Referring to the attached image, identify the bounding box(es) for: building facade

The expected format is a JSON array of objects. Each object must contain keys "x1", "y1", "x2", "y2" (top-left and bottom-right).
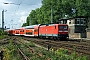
[{"x1": 59, "y1": 16, "x2": 86, "y2": 38}]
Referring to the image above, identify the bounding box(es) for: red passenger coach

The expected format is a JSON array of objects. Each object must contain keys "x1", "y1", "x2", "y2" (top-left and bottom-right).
[
  {"x1": 24, "y1": 25, "x2": 40, "y2": 37},
  {"x1": 39, "y1": 24, "x2": 69, "y2": 39},
  {"x1": 20, "y1": 28, "x2": 25, "y2": 36},
  {"x1": 14, "y1": 29, "x2": 20, "y2": 35},
  {"x1": 24, "y1": 25, "x2": 36, "y2": 37},
  {"x1": 34, "y1": 25, "x2": 40, "y2": 37},
  {"x1": 8, "y1": 30, "x2": 15, "y2": 35}
]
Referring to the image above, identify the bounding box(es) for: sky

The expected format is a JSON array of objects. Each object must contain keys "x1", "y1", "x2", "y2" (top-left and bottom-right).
[{"x1": 0, "y1": 0, "x2": 42, "y2": 29}]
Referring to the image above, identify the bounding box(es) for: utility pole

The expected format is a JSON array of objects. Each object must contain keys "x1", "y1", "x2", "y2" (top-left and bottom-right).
[
  {"x1": 11, "y1": 20, "x2": 13, "y2": 29},
  {"x1": 2, "y1": 10, "x2": 4, "y2": 33},
  {"x1": 51, "y1": 5, "x2": 53, "y2": 23},
  {"x1": 29, "y1": 18, "x2": 32, "y2": 25}
]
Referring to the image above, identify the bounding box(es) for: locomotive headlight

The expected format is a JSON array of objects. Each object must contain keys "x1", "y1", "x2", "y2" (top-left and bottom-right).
[
  {"x1": 59, "y1": 30, "x2": 62, "y2": 32},
  {"x1": 64, "y1": 30, "x2": 68, "y2": 32}
]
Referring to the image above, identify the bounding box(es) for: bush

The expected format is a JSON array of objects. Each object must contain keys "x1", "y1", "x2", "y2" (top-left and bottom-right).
[
  {"x1": 0, "y1": 29, "x2": 2, "y2": 35},
  {"x1": 0, "y1": 29, "x2": 8, "y2": 35},
  {"x1": 3, "y1": 31, "x2": 8, "y2": 35}
]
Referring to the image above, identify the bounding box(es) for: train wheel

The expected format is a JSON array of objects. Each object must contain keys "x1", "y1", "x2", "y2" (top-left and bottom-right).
[
  {"x1": 39, "y1": 36, "x2": 42, "y2": 39},
  {"x1": 57, "y1": 38, "x2": 60, "y2": 41},
  {"x1": 43, "y1": 36, "x2": 46, "y2": 39},
  {"x1": 59, "y1": 37, "x2": 62, "y2": 40},
  {"x1": 50, "y1": 37, "x2": 53, "y2": 40},
  {"x1": 53, "y1": 37, "x2": 56, "y2": 41},
  {"x1": 61, "y1": 37, "x2": 67, "y2": 41}
]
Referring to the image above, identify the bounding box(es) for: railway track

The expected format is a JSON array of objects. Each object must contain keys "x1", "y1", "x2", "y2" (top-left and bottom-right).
[
  {"x1": 0, "y1": 37, "x2": 11, "y2": 45},
  {"x1": 9, "y1": 36, "x2": 90, "y2": 56},
  {"x1": 1, "y1": 36, "x2": 90, "y2": 59},
  {"x1": 14, "y1": 42, "x2": 30, "y2": 60},
  {"x1": 12, "y1": 38, "x2": 32, "y2": 60},
  {"x1": 1, "y1": 36, "x2": 31, "y2": 60},
  {"x1": 22, "y1": 37, "x2": 90, "y2": 58}
]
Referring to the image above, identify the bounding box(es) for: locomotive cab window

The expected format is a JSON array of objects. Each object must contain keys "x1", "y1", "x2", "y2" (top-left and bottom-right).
[
  {"x1": 59, "y1": 26, "x2": 68, "y2": 29},
  {"x1": 63, "y1": 26, "x2": 67, "y2": 29},
  {"x1": 59, "y1": 26, "x2": 63, "y2": 29}
]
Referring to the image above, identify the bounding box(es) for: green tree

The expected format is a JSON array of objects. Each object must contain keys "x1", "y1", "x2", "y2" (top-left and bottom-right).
[
  {"x1": 22, "y1": 0, "x2": 90, "y2": 27},
  {"x1": 22, "y1": 23, "x2": 28, "y2": 27}
]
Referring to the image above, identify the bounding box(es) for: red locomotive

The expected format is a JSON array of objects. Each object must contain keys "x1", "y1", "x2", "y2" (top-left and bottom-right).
[
  {"x1": 8, "y1": 24, "x2": 69, "y2": 40},
  {"x1": 39, "y1": 24, "x2": 68, "y2": 39}
]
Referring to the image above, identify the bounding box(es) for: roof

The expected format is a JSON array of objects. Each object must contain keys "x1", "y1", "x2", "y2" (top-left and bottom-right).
[
  {"x1": 24, "y1": 25, "x2": 39, "y2": 29},
  {"x1": 59, "y1": 16, "x2": 86, "y2": 21},
  {"x1": 74, "y1": 16, "x2": 86, "y2": 18},
  {"x1": 86, "y1": 28, "x2": 90, "y2": 32}
]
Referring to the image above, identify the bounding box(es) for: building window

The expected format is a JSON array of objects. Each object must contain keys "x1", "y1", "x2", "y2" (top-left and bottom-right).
[
  {"x1": 63, "y1": 21, "x2": 67, "y2": 24},
  {"x1": 76, "y1": 18, "x2": 80, "y2": 24},
  {"x1": 81, "y1": 18, "x2": 85, "y2": 24},
  {"x1": 81, "y1": 20, "x2": 83, "y2": 24}
]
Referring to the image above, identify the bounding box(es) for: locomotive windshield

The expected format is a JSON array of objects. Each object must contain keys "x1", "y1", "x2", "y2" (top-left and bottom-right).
[{"x1": 59, "y1": 26, "x2": 68, "y2": 29}]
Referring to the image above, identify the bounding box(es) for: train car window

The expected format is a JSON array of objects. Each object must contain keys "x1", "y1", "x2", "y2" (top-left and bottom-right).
[
  {"x1": 22, "y1": 30, "x2": 24, "y2": 32},
  {"x1": 16, "y1": 32, "x2": 19, "y2": 34},
  {"x1": 26, "y1": 32, "x2": 33, "y2": 35},
  {"x1": 63, "y1": 26, "x2": 67, "y2": 29},
  {"x1": 20, "y1": 30, "x2": 24, "y2": 32},
  {"x1": 35, "y1": 29, "x2": 38, "y2": 32}
]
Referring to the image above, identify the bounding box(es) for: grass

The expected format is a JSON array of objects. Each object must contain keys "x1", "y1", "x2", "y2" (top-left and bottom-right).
[
  {"x1": 0, "y1": 35, "x2": 4, "y2": 39},
  {"x1": 3, "y1": 40, "x2": 19, "y2": 60},
  {"x1": 28, "y1": 42, "x2": 35, "y2": 47},
  {"x1": 2, "y1": 38, "x2": 88, "y2": 60},
  {"x1": 0, "y1": 35, "x2": 8, "y2": 39}
]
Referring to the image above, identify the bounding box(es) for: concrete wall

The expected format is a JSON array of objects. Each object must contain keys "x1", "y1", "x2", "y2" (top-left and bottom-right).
[
  {"x1": 87, "y1": 32, "x2": 90, "y2": 38},
  {"x1": 86, "y1": 28, "x2": 90, "y2": 38},
  {"x1": 69, "y1": 33, "x2": 81, "y2": 38}
]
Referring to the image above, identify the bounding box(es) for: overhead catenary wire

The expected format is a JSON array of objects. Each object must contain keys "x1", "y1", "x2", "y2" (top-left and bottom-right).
[
  {"x1": 10, "y1": 0, "x2": 41, "y2": 28},
  {"x1": 0, "y1": 0, "x2": 42, "y2": 29},
  {"x1": 10, "y1": 0, "x2": 24, "y2": 29},
  {"x1": 11, "y1": 0, "x2": 25, "y2": 20}
]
